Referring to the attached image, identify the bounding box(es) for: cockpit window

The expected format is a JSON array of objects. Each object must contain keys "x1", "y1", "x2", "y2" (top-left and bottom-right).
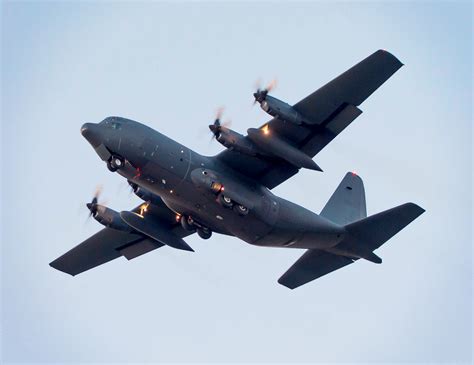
[
  {"x1": 111, "y1": 122, "x2": 121, "y2": 130},
  {"x1": 101, "y1": 118, "x2": 122, "y2": 130},
  {"x1": 101, "y1": 117, "x2": 128, "y2": 129}
]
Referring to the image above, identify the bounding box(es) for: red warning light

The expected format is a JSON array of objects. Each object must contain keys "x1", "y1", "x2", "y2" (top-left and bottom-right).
[{"x1": 134, "y1": 167, "x2": 142, "y2": 179}]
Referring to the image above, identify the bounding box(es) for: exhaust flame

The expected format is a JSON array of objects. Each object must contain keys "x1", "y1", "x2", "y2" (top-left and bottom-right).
[{"x1": 139, "y1": 202, "x2": 150, "y2": 216}]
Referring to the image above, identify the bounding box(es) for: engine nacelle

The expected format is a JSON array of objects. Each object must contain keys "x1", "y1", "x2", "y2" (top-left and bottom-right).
[
  {"x1": 215, "y1": 128, "x2": 257, "y2": 156},
  {"x1": 259, "y1": 95, "x2": 307, "y2": 125},
  {"x1": 129, "y1": 181, "x2": 162, "y2": 205},
  {"x1": 92, "y1": 205, "x2": 133, "y2": 232},
  {"x1": 247, "y1": 127, "x2": 323, "y2": 172}
]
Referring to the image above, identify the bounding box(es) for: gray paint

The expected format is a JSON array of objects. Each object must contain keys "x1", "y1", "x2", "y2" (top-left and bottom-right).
[
  {"x1": 50, "y1": 50, "x2": 424, "y2": 289},
  {"x1": 3, "y1": 2, "x2": 471, "y2": 362}
]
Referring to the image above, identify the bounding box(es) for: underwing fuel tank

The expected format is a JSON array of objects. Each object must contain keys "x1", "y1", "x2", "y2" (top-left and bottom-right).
[
  {"x1": 247, "y1": 128, "x2": 322, "y2": 171},
  {"x1": 128, "y1": 181, "x2": 162, "y2": 205},
  {"x1": 215, "y1": 128, "x2": 257, "y2": 156},
  {"x1": 120, "y1": 211, "x2": 194, "y2": 252}
]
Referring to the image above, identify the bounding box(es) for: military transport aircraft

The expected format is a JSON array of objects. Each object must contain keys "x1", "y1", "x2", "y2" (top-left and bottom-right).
[{"x1": 50, "y1": 50, "x2": 424, "y2": 289}]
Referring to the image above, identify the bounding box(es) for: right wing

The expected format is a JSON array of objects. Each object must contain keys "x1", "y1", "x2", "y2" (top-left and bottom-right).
[
  {"x1": 217, "y1": 50, "x2": 403, "y2": 189},
  {"x1": 50, "y1": 199, "x2": 193, "y2": 276},
  {"x1": 278, "y1": 250, "x2": 355, "y2": 289}
]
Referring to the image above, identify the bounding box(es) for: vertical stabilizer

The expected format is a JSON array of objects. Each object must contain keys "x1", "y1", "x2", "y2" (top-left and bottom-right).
[{"x1": 320, "y1": 172, "x2": 366, "y2": 225}]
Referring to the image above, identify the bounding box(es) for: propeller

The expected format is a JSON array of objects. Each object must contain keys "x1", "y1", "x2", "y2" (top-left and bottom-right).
[
  {"x1": 209, "y1": 107, "x2": 231, "y2": 141},
  {"x1": 253, "y1": 78, "x2": 277, "y2": 105},
  {"x1": 86, "y1": 185, "x2": 103, "y2": 218}
]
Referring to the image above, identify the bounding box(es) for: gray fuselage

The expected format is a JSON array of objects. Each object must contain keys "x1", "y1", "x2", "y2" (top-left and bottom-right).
[{"x1": 81, "y1": 116, "x2": 345, "y2": 249}]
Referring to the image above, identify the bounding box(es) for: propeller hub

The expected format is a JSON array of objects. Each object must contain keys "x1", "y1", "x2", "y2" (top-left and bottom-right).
[
  {"x1": 87, "y1": 186, "x2": 102, "y2": 218},
  {"x1": 253, "y1": 89, "x2": 268, "y2": 103},
  {"x1": 86, "y1": 202, "x2": 97, "y2": 217},
  {"x1": 209, "y1": 108, "x2": 231, "y2": 142},
  {"x1": 209, "y1": 125, "x2": 220, "y2": 140}
]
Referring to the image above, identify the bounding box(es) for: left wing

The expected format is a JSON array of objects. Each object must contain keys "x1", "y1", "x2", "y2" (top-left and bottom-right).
[
  {"x1": 50, "y1": 200, "x2": 192, "y2": 276},
  {"x1": 216, "y1": 50, "x2": 403, "y2": 189}
]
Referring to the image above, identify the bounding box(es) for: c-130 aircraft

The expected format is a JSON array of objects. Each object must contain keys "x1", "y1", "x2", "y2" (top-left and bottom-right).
[{"x1": 50, "y1": 50, "x2": 424, "y2": 289}]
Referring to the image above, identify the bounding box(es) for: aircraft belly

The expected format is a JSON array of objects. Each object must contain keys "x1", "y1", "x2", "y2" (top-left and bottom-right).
[
  {"x1": 252, "y1": 198, "x2": 345, "y2": 249},
  {"x1": 161, "y1": 191, "x2": 274, "y2": 240},
  {"x1": 120, "y1": 141, "x2": 289, "y2": 243}
]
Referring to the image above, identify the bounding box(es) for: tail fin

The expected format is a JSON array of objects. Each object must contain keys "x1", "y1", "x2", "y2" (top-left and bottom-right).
[
  {"x1": 331, "y1": 203, "x2": 425, "y2": 263},
  {"x1": 320, "y1": 172, "x2": 366, "y2": 225}
]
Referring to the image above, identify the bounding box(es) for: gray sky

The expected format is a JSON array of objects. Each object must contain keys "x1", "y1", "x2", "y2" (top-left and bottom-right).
[{"x1": 1, "y1": 1, "x2": 472, "y2": 363}]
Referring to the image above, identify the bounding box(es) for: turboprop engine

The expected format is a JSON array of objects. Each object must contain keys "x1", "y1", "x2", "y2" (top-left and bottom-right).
[
  {"x1": 87, "y1": 202, "x2": 132, "y2": 232},
  {"x1": 253, "y1": 80, "x2": 309, "y2": 125},
  {"x1": 258, "y1": 95, "x2": 307, "y2": 125},
  {"x1": 208, "y1": 111, "x2": 257, "y2": 156},
  {"x1": 128, "y1": 181, "x2": 162, "y2": 205}
]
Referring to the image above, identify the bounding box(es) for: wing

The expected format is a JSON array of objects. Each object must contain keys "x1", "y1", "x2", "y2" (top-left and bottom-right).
[
  {"x1": 216, "y1": 50, "x2": 403, "y2": 189},
  {"x1": 278, "y1": 249, "x2": 355, "y2": 289},
  {"x1": 50, "y1": 198, "x2": 192, "y2": 276}
]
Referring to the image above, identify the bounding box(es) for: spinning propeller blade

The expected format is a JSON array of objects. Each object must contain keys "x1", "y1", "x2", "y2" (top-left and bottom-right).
[
  {"x1": 86, "y1": 185, "x2": 103, "y2": 218},
  {"x1": 209, "y1": 107, "x2": 232, "y2": 142},
  {"x1": 253, "y1": 78, "x2": 277, "y2": 105}
]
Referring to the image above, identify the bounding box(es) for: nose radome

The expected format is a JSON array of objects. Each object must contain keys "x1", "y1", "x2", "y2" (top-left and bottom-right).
[
  {"x1": 81, "y1": 123, "x2": 102, "y2": 147},
  {"x1": 81, "y1": 123, "x2": 91, "y2": 136}
]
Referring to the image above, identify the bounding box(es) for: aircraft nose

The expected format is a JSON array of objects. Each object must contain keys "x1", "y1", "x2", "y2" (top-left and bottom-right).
[{"x1": 81, "y1": 123, "x2": 102, "y2": 147}]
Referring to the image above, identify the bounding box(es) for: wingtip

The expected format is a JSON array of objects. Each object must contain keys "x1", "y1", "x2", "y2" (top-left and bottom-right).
[
  {"x1": 49, "y1": 260, "x2": 75, "y2": 276},
  {"x1": 406, "y1": 202, "x2": 426, "y2": 216},
  {"x1": 49, "y1": 259, "x2": 60, "y2": 270},
  {"x1": 377, "y1": 49, "x2": 403, "y2": 69},
  {"x1": 277, "y1": 277, "x2": 296, "y2": 290}
]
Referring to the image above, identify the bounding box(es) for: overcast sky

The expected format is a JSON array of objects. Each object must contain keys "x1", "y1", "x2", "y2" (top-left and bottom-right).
[{"x1": 1, "y1": 1, "x2": 472, "y2": 363}]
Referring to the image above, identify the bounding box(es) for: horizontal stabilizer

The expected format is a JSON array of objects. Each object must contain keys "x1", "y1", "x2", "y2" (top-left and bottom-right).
[
  {"x1": 278, "y1": 250, "x2": 354, "y2": 289},
  {"x1": 120, "y1": 211, "x2": 194, "y2": 252},
  {"x1": 344, "y1": 202, "x2": 425, "y2": 252},
  {"x1": 278, "y1": 202, "x2": 424, "y2": 289}
]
